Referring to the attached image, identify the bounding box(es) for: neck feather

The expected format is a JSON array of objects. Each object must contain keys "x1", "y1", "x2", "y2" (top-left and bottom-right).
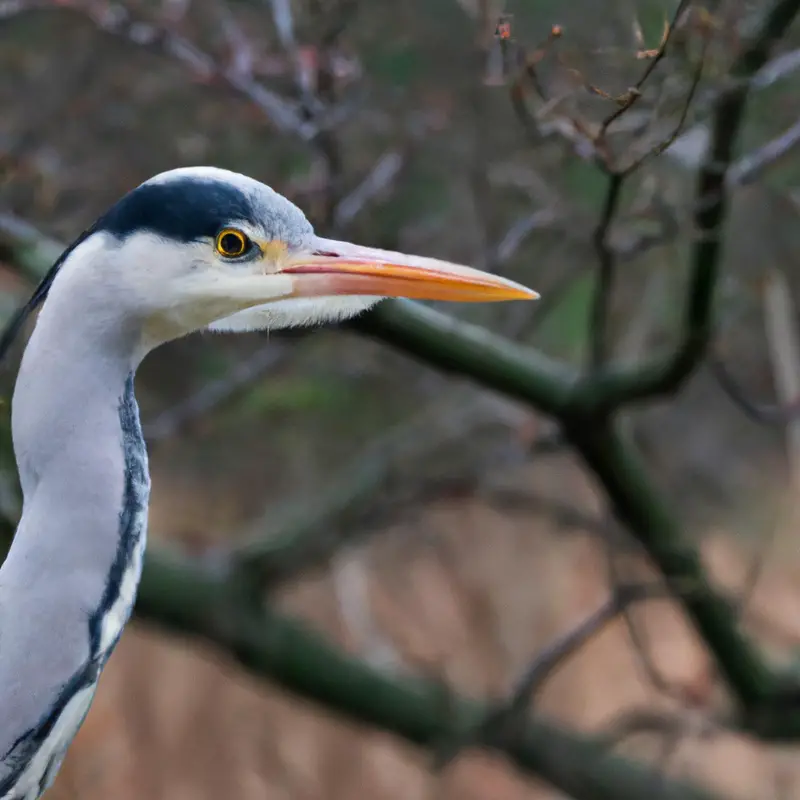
[{"x1": 0, "y1": 289, "x2": 150, "y2": 794}]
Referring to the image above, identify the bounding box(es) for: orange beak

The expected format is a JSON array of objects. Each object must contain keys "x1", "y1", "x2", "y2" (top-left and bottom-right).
[{"x1": 280, "y1": 237, "x2": 539, "y2": 303}]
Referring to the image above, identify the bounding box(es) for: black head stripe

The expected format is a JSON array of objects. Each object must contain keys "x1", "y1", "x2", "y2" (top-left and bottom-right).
[{"x1": 95, "y1": 178, "x2": 259, "y2": 243}]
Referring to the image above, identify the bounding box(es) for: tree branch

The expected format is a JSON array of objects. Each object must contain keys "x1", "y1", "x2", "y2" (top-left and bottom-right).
[
  {"x1": 229, "y1": 389, "x2": 510, "y2": 582},
  {"x1": 2, "y1": 205, "x2": 799, "y2": 739},
  {"x1": 589, "y1": 173, "x2": 624, "y2": 369},
  {"x1": 579, "y1": 0, "x2": 800, "y2": 412},
  {"x1": 133, "y1": 547, "x2": 730, "y2": 800},
  {"x1": 351, "y1": 300, "x2": 574, "y2": 418},
  {"x1": 2, "y1": 0, "x2": 800, "y2": 748},
  {"x1": 570, "y1": 421, "x2": 776, "y2": 710},
  {"x1": 0, "y1": 512, "x2": 730, "y2": 800}
]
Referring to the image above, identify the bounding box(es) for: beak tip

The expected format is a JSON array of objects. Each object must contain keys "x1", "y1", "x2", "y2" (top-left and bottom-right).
[{"x1": 505, "y1": 286, "x2": 540, "y2": 302}]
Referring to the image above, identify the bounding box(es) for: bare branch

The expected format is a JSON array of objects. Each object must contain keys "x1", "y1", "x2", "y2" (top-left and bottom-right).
[
  {"x1": 602, "y1": 706, "x2": 721, "y2": 749},
  {"x1": 130, "y1": 548, "x2": 731, "y2": 800},
  {"x1": 331, "y1": 551, "x2": 407, "y2": 672},
  {"x1": 753, "y1": 46, "x2": 800, "y2": 88},
  {"x1": 589, "y1": 173, "x2": 624, "y2": 369},
  {"x1": 728, "y1": 117, "x2": 800, "y2": 185},
  {"x1": 582, "y1": 0, "x2": 800, "y2": 411},
  {"x1": 623, "y1": 35, "x2": 709, "y2": 173},
  {"x1": 709, "y1": 269, "x2": 800, "y2": 427},
  {"x1": 266, "y1": 0, "x2": 324, "y2": 112},
  {"x1": 491, "y1": 208, "x2": 558, "y2": 264},
  {"x1": 332, "y1": 150, "x2": 404, "y2": 231},
  {"x1": 597, "y1": 0, "x2": 693, "y2": 141},
  {"x1": 479, "y1": 486, "x2": 610, "y2": 538},
  {"x1": 707, "y1": 355, "x2": 800, "y2": 424},
  {"x1": 502, "y1": 583, "x2": 660, "y2": 712},
  {"x1": 0, "y1": 0, "x2": 327, "y2": 139},
  {"x1": 229, "y1": 387, "x2": 530, "y2": 585},
  {"x1": 434, "y1": 582, "x2": 668, "y2": 769}
]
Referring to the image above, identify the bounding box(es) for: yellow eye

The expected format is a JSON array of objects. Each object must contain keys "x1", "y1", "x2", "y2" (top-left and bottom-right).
[{"x1": 215, "y1": 228, "x2": 250, "y2": 258}]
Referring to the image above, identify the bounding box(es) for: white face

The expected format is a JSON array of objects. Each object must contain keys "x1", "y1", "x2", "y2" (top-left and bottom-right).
[{"x1": 104, "y1": 224, "x2": 386, "y2": 344}]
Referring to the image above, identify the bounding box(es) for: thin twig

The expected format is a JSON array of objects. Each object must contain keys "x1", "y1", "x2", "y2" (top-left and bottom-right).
[
  {"x1": 606, "y1": 547, "x2": 696, "y2": 701},
  {"x1": 707, "y1": 355, "x2": 800, "y2": 424},
  {"x1": 585, "y1": 2, "x2": 708, "y2": 371},
  {"x1": 267, "y1": 0, "x2": 321, "y2": 112},
  {"x1": 583, "y1": 0, "x2": 800, "y2": 411},
  {"x1": 597, "y1": 0, "x2": 693, "y2": 140},
  {"x1": 732, "y1": 270, "x2": 800, "y2": 617},
  {"x1": 479, "y1": 487, "x2": 611, "y2": 538},
  {"x1": 0, "y1": 0, "x2": 328, "y2": 139},
  {"x1": 753, "y1": 45, "x2": 800, "y2": 88},
  {"x1": 331, "y1": 551, "x2": 406, "y2": 672},
  {"x1": 492, "y1": 208, "x2": 558, "y2": 264},
  {"x1": 623, "y1": 32, "x2": 709, "y2": 173},
  {"x1": 503, "y1": 583, "x2": 659, "y2": 712},
  {"x1": 229, "y1": 388, "x2": 526, "y2": 584},
  {"x1": 604, "y1": 704, "x2": 724, "y2": 749},
  {"x1": 709, "y1": 269, "x2": 800, "y2": 427},
  {"x1": 332, "y1": 150, "x2": 404, "y2": 231},
  {"x1": 433, "y1": 582, "x2": 664, "y2": 769},
  {"x1": 728, "y1": 117, "x2": 800, "y2": 185}
]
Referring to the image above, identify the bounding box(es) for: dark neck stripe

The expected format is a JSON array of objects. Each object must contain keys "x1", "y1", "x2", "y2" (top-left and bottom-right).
[
  {"x1": 0, "y1": 661, "x2": 101, "y2": 797},
  {"x1": 87, "y1": 372, "x2": 150, "y2": 658}
]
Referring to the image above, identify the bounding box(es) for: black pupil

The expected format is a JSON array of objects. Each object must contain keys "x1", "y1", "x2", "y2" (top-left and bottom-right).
[{"x1": 220, "y1": 232, "x2": 244, "y2": 254}]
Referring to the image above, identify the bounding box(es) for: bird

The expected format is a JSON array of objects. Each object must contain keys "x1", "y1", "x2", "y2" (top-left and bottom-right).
[{"x1": 0, "y1": 166, "x2": 538, "y2": 799}]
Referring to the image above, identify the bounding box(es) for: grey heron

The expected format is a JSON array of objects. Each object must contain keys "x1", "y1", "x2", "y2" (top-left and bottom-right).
[{"x1": 0, "y1": 166, "x2": 537, "y2": 799}]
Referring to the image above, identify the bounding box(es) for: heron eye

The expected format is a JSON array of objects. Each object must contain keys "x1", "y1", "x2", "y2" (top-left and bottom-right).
[{"x1": 215, "y1": 229, "x2": 250, "y2": 258}]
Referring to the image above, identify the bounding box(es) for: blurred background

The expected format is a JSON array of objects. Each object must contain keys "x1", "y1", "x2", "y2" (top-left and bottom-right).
[{"x1": 1, "y1": 0, "x2": 800, "y2": 797}]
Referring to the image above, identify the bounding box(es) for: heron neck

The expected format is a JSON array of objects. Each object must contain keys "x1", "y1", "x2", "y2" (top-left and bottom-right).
[
  {"x1": 11, "y1": 281, "x2": 144, "y2": 495},
  {"x1": 0, "y1": 293, "x2": 150, "y2": 793},
  {"x1": 3, "y1": 282, "x2": 149, "y2": 659}
]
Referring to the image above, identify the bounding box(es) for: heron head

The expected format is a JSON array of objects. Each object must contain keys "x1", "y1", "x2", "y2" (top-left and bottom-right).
[{"x1": 3, "y1": 167, "x2": 539, "y2": 357}]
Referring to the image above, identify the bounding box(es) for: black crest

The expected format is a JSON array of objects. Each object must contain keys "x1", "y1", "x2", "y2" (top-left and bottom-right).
[{"x1": 94, "y1": 177, "x2": 260, "y2": 243}]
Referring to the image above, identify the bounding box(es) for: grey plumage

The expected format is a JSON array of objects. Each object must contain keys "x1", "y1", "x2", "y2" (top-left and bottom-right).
[
  {"x1": 0, "y1": 166, "x2": 536, "y2": 799},
  {"x1": 0, "y1": 376, "x2": 148, "y2": 799}
]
